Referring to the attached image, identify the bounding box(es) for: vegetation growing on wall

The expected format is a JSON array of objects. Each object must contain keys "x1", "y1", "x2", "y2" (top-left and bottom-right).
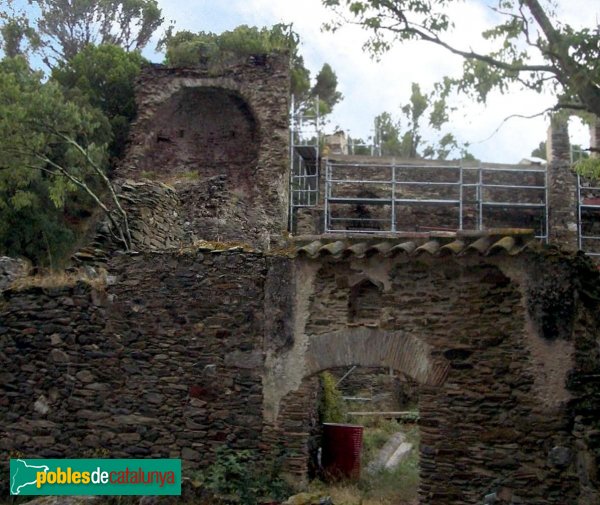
[
  {"x1": 319, "y1": 371, "x2": 346, "y2": 423},
  {"x1": 158, "y1": 24, "x2": 343, "y2": 116},
  {"x1": 195, "y1": 447, "x2": 291, "y2": 505}
]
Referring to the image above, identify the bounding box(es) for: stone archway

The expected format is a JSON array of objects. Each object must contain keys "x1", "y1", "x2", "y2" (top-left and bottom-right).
[
  {"x1": 263, "y1": 327, "x2": 448, "y2": 426},
  {"x1": 304, "y1": 327, "x2": 449, "y2": 387},
  {"x1": 262, "y1": 326, "x2": 448, "y2": 483}
]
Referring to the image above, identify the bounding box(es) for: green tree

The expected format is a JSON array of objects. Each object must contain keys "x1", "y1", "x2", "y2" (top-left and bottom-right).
[
  {"x1": 0, "y1": 56, "x2": 131, "y2": 264},
  {"x1": 323, "y1": 0, "x2": 600, "y2": 121},
  {"x1": 312, "y1": 63, "x2": 343, "y2": 115},
  {"x1": 1, "y1": 0, "x2": 162, "y2": 64},
  {"x1": 0, "y1": 1, "x2": 42, "y2": 58},
  {"x1": 531, "y1": 141, "x2": 547, "y2": 160},
  {"x1": 376, "y1": 111, "x2": 403, "y2": 156},
  {"x1": 375, "y1": 82, "x2": 467, "y2": 160},
  {"x1": 319, "y1": 371, "x2": 345, "y2": 423},
  {"x1": 52, "y1": 44, "x2": 146, "y2": 158},
  {"x1": 531, "y1": 140, "x2": 591, "y2": 162}
]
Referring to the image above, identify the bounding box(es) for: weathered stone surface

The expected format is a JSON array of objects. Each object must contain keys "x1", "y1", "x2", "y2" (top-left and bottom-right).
[
  {"x1": 0, "y1": 256, "x2": 30, "y2": 291},
  {"x1": 117, "y1": 56, "x2": 290, "y2": 250},
  {"x1": 367, "y1": 431, "x2": 409, "y2": 474},
  {"x1": 33, "y1": 395, "x2": 49, "y2": 415},
  {"x1": 1, "y1": 239, "x2": 599, "y2": 505},
  {"x1": 549, "y1": 446, "x2": 573, "y2": 467},
  {"x1": 547, "y1": 118, "x2": 578, "y2": 250}
]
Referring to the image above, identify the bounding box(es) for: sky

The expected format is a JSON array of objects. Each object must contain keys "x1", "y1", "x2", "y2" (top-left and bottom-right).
[
  {"x1": 140, "y1": 0, "x2": 598, "y2": 163},
  {"x1": 8, "y1": 0, "x2": 599, "y2": 163}
]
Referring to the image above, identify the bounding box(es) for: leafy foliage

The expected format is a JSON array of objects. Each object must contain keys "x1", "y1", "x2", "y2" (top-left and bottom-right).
[
  {"x1": 1, "y1": 0, "x2": 163, "y2": 64},
  {"x1": 323, "y1": 0, "x2": 600, "y2": 121},
  {"x1": 198, "y1": 446, "x2": 291, "y2": 505},
  {"x1": 158, "y1": 24, "x2": 343, "y2": 116},
  {"x1": 311, "y1": 63, "x2": 343, "y2": 115},
  {"x1": 159, "y1": 24, "x2": 298, "y2": 67},
  {"x1": 0, "y1": 1, "x2": 42, "y2": 58},
  {"x1": 375, "y1": 82, "x2": 469, "y2": 160},
  {"x1": 319, "y1": 371, "x2": 346, "y2": 423},
  {"x1": 575, "y1": 158, "x2": 600, "y2": 181},
  {"x1": 0, "y1": 57, "x2": 105, "y2": 264},
  {"x1": 0, "y1": 55, "x2": 133, "y2": 264},
  {"x1": 531, "y1": 141, "x2": 547, "y2": 160},
  {"x1": 52, "y1": 44, "x2": 146, "y2": 158}
]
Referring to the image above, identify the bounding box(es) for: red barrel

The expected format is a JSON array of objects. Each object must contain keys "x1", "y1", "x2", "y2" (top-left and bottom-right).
[{"x1": 321, "y1": 423, "x2": 364, "y2": 481}]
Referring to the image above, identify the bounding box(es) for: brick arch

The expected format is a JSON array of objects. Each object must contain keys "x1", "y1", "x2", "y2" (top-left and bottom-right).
[
  {"x1": 304, "y1": 327, "x2": 448, "y2": 387},
  {"x1": 269, "y1": 328, "x2": 449, "y2": 480}
]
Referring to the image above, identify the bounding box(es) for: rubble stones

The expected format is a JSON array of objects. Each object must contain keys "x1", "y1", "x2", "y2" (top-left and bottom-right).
[{"x1": 0, "y1": 256, "x2": 30, "y2": 291}]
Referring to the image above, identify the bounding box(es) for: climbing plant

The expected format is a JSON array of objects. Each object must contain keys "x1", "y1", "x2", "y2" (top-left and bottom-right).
[{"x1": 319, "y1": 371, "x2": 346, "y2": 423}]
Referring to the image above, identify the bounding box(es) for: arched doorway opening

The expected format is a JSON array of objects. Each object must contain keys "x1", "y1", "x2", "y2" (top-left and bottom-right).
[{"x1": 264, "y1": 328, "x2": 449, "y2": 503}]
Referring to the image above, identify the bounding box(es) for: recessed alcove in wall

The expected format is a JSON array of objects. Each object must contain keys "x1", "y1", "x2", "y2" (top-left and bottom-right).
[
  {"x1": 348, "y1": 279, "x2": 383, "y2": 324},
  {"x1": 138, "y1": 86, "x2": 260, "y2": 182}
]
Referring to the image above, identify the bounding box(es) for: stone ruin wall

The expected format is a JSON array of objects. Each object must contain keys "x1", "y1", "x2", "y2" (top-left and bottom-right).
[
  {"x1": 0, "y1": 250, "x2": 275, "y2": 476},
  {"x1": 3, "y1": 248, "x2": 599, "y2": 504},
  {"x1": 115, "y1": 56, "x2": 290, "y2": 250},
  {"x1": 273, "y1": 253, "x2": 600, "y2": 504},
  {"x1": 2, "y1": 53, "x2": 600, "y2": 505}
]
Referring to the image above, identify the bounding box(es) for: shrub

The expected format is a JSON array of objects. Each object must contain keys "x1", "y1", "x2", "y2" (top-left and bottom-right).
[
  {"x1": 198, "y1": 446, "x2": 291, "y2": 505},
  {"x1": 319, "y1": 372, "x2": 346, "y2": 423}
]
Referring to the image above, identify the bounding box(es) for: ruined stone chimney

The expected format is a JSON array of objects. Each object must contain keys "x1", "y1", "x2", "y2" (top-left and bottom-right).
[{"x1": 546, "y1": 117, "x2": 578, "y2": 251}]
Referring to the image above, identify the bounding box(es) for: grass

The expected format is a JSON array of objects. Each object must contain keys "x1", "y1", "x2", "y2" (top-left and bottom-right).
[
  {"x1": 309, "y1": 418, "x2": 420, "y2": 505},
  {"x1": 7, "y1": 270, "x2": 106, "y2": 291}
]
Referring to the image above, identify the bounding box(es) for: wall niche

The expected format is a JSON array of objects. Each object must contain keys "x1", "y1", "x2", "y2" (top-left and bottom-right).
[{"x1": 348, "y1": 279, "x2": 383, "y2": 325}]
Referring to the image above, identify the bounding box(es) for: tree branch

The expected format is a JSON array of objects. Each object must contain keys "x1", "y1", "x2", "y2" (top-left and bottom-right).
[
  {"x1": 473, "y1": 107, "x2": 556, "y2": 144},
  {"x1": 33, "y1": 155, "x2": 130, "y2": 249},
  {"x1": 379, "y1": 1, "x2": 557, "y2": 74},
  {"x1": 52, "y1": 130, "x2": 133, "y2": 248}
]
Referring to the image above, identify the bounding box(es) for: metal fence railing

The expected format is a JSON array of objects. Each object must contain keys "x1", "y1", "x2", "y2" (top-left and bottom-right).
[
  {"x1": 578, "y1": 174, "x2": 600, "y2": 257},
  {"x1": 289, "y1": 95, "x2": 320, "y2": 232},
  {"x1": 322, "y1": 160, "x2": 548, "y2": 239}
]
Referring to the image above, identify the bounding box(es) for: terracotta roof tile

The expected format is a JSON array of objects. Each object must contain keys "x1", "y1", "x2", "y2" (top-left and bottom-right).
[{"x1": 293, "y1": 230, "x2": 539, "y2": 259}]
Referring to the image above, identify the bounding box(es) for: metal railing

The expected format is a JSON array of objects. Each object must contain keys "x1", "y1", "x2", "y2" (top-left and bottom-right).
[
  {"x1": 323, "y1": 160, "x2": 548, "y2": 239},
  {"x1": 577, "y1": 174, "x2": 600, "y2": 257},
  {"x1": 469, "y1": 165, "x2": 548, "y2": 241},
  {"x1": 289, "y1": 95, "x2": 320, "y2": 231},
  {"x1": 291, "y1": 153, "x2": 318, "y2": 207}
]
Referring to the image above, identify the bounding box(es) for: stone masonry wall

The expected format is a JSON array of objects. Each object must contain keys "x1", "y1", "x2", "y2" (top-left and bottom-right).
[
  {"x1": 272, "y1": 252, "x2": 600, "y2": 505},
  {"x1": 72, "y1": 180, "x2": 188, "y2": 267},
  {"x1": 117, "y1": 56, "x2": 290, "y2": 249},
  {"x1": 547, "y1": 119, "x2": 578, "y2": 250},
  {"x1": 2, "y1": 248, "x2": 599, "y2": 504},
  {"x1": 0, "y1": 249, "x2": 276, "y2": 484}
]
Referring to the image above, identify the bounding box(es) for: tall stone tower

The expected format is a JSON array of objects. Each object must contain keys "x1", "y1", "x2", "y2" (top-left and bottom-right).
[{"x1": 117, "y1": 54, "x2": 290, "y2": 250}]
